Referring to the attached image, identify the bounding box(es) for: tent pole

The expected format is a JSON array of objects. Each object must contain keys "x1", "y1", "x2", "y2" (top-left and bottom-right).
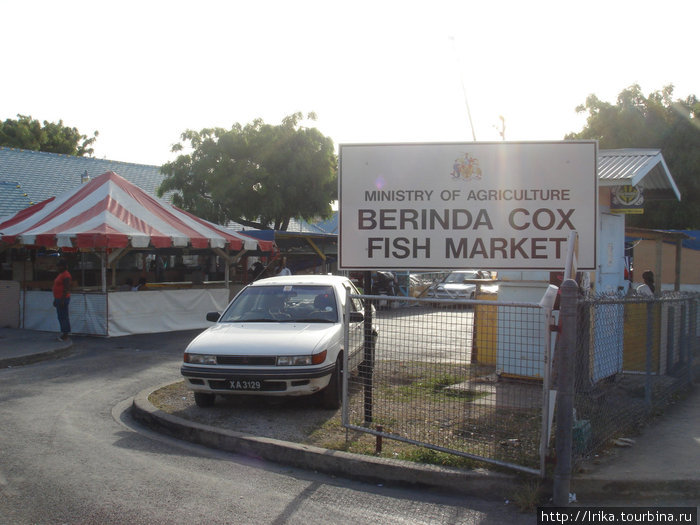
[
  {"x1": 213, "y1": 247, "x2": 248, "y2": 289},
  {"x1": 224, "y1": 249, "x2": 230, "y2": 288},
  {"x1": 101, "y1": 250, "x2": 107, "y2": 292}
]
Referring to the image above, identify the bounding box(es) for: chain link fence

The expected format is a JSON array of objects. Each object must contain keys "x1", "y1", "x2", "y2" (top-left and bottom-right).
[
  {"x1": 340, "y1": 289, "x2": 698, "y2": 476},
  {"x1": 342, "y1": 295, "x2": 552, "y2": 475},
  {"x1": 571, "y1": 291, "x2": 698, "y2": 461}
]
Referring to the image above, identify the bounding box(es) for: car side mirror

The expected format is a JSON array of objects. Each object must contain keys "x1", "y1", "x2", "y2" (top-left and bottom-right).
[
  {"x1": 206, "y1": 312, "x2": 221, "y2": 322},
  {"x1": 349, "y1": 311, "x2": 364, "y2": 322}
]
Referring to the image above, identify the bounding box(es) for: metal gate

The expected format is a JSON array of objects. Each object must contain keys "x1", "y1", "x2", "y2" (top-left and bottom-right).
[{"x1": 342, "y1": 293, "x2": 555, "y2": 475}]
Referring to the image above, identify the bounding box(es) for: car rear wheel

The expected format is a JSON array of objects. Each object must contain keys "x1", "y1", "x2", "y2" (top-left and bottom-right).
[
  {"x1": 194, "y1": 392, "x2": 216, "y2": 407},
  {"x1": 320, "y1": 354, "x2": 343, "y2": 409}
]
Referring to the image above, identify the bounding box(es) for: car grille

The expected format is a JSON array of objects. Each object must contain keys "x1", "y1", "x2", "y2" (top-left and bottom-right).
[{"x1": 216, "y1": 355, "x2": 277, "y2": 366}]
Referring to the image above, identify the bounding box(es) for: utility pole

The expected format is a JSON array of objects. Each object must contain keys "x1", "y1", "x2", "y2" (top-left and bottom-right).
[
  {"x1": 497, "y1": 115, "x2": 506, "y2": 141},
  {"x1": 449, "y1": 36, "x2": 477, "y2": 141},
  {"x1": 553, "y1": 278, "x2": 579, "y2": 505}
]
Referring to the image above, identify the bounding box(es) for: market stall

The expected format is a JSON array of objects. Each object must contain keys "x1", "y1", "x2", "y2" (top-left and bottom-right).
[
  {"x1": 0, "y1": 171, "x2": 274, "y2": 335},
  {"x1": 243, "y1": 229, "x2": 338, "y2": 276}
]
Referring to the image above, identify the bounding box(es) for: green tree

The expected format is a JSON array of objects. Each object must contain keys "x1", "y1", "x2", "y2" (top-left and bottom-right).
[
  {"x1": 158, "y1": 113, "x2": 337, "y2": 230},
  {"x1": 0, "y1": 114, "x2": 99, "y2": 156},
  {"x1": 566, "y1": 84, "x2": 700, "y2": 229}
]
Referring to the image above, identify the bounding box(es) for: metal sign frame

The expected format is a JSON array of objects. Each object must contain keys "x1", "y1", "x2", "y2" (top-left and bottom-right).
[{"x1": 339, "y1": 141, "x2": 597, "y2": 271}]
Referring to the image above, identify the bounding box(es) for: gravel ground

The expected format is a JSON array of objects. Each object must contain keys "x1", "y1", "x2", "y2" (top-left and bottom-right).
[
  {"x1": 147, "y1": 374, "x2": 542, "y2": 469},
  {"x1": 146, "y1": 375, "x2": 539, "y2": 467},
  {"x1": 148, "y1": 380, "x2": 345, "y2": 445}
]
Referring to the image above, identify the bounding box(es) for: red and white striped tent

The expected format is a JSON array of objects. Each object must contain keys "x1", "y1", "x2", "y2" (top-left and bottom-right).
[{"x1": 0, "y1": 171, "x2": 273, "y2": 253}]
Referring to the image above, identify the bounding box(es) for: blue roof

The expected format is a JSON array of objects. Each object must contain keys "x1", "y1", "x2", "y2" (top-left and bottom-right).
[
  {"x1": 0, "y1": 180, "x2": 34, "y2": 218},
  {"x1": 243, "y1": 230, "x2": 276, "y2": 241},
  {"x1": 626, "y1": 230, "x2": 700, "y2": 251},
  {"x1": 0, "y1": 146, "x2": 166, "y2": 218},
  {"x1": 672, "y1": 230, "x2": 700, "y2": 251},
  {"x1": 309, "y1": 213, "x2": 338, "y2": 234},
  {"x1": 285, "y1": 214, "x2": 338, "y2": 234},
  {"x1": 0, "y1": 146, "x2": 337, "y2": 235}
]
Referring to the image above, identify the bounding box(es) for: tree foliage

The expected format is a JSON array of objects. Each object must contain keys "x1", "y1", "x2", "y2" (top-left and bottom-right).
[
  {"x1": 566, "y1": 84, "x2": 700, "y2": 229},
  {"x1": 0, "y1": 114, "x2": 99, "y2": 156},
  {"x1": 158, "y1": 113, "x2": 337, "y2": 230}
]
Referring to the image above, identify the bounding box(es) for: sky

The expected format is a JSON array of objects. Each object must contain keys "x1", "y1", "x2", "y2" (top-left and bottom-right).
[{"x1": 1, "y1": 0, "x2": 696, "y2": 167}]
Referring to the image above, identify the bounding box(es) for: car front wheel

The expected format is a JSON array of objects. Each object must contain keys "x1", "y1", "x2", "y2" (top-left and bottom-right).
[{"x1": 320, "y1": 355, "x2": 343, "y2": 409}]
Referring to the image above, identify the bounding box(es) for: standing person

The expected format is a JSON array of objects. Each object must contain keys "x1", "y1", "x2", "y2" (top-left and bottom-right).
[
  {"x1": 53, "y1": 259, "x2": 72, "y2": 342},
  {"x1": 277, "y1": 257, "x2": 292, "y2": 276},
  {"x1": 250, "y1": 260, "x2": 265, "y2": 280},
  {"x1": 636, "y1": 270, "x2": 655, "y2": 296},
  {"x1": 154, "y1": 255, "x2": 165, "y2": 282}
]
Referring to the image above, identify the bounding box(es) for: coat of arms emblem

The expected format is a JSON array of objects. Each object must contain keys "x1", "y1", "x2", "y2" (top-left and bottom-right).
[{"x1": 451, "y1": 153, "x2": 483, "y2": 181}]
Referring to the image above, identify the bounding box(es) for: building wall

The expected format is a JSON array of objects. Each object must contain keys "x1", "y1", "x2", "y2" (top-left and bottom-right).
[
  {"x1": 633, "y1": 240, "x2": 700, "y2": 287},
  {"x1": 0, "y1": 280, "x2": 20, "y2": 328}
]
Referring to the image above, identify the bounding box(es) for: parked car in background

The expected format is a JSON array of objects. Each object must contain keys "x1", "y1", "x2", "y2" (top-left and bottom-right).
[
  {"x1": 408, "y1": 273, "x2": 432, "y2": 298},
  {"x1": 181, "y1": 275, "x2": 370, "y2": 409},
  {"x1": 371, "y1": 271, "x2": 398, "y2": 309},
  {"x1": 424, "y1": 270, "x2": 498, "y2": 303}
]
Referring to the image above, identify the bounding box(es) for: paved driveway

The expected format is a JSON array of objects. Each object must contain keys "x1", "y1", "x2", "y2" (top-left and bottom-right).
[{"x1": 0, "y1": 329, "x2": 531, "y2": 524}]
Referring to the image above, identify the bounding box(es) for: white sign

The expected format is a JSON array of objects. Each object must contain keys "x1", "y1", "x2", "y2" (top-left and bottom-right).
[{"x1": 339, "y1": 142, "x2": 597, "y2": 270}]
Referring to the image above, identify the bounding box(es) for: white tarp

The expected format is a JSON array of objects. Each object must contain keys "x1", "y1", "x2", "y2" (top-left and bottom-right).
[
  {"x1": 22, "y1": 288, "x2": 229, "y2": 337},
  {"x1": 107, "y1": 288, "x2": 229, "y2": 337},
  {"x1": 22, "y1": 291, "x2": 108, "y2": 335}
]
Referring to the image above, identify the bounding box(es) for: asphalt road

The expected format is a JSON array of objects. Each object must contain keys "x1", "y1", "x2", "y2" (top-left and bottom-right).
[
  {"x1": 374, "y1": 305, "x2": 475, "y2": 363},
  {"x1": 0, "y1": 329, "x2": 532, "y2": 524}
]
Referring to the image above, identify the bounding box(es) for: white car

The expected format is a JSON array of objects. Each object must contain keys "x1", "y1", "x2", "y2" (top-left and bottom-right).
[
  {"x1": 181, "y1": 275, "x2": 370, "y2": 408},
  {"x1": 424, "y1": 270, "x2": 498, "y2": 303}
]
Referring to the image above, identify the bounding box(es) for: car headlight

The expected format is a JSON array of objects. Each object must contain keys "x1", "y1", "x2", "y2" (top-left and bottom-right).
[
  {"x1": 184, "y1": 353, "x2": 217, "y2": 365},
  {"x1": 277, "y1": 350, "x2": 327, "y2": 366}
]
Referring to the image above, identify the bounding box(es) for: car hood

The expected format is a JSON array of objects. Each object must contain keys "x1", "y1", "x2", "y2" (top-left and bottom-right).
[
  {"x1": 439, "y1": 283, "x2": 475, "y2": 290},
  {"x1": 185, "y1": 322, "x2": 341, "y2": 356},
  {"x1": 434, "y1": 283, "x2": 476, "y2": 293}
]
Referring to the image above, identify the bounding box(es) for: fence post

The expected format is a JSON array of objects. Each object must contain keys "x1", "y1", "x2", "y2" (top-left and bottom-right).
[
  {"x1": 666, "y1": 307, "x2": 675, "y2": 375},
  {"x1": 645, "y1": 301, "x2": 654, "y2": 409},
  {"x1": 690, "y1": 299, "x2": 697, "y2": 385},
  {"x1": 679, "y1": 303, "x2": 687, "y2": 378},
  {"x1": 553, "y1": 278, "x2": 578, "y2": 506},
  {"x1": 362, "y1": 271, "x2": 374, "y2": 424}
]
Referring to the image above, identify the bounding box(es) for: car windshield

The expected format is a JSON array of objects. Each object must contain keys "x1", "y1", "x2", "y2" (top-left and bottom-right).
[
  {"x1": 219, "y1": 285, "x2": 339, "y2": 323},
  {"x1": 444, "y1": 271, "x2": 478, "y2": 284}
]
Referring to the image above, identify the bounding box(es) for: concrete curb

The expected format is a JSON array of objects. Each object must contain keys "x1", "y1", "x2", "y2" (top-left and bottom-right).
[
  {"x1": 130, "y1": 384, "x2": 522, "y2": 500},
  {"x1": 0, "y1": 341, "x2": 73, "y2": 369},
  {"x1": 571, "y1": 477, "x2": 700, "y2": 502}
]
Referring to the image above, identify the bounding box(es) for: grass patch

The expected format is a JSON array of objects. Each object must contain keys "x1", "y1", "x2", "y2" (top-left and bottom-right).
[
  {"x1": 151, "y1": 361, "x2": 542, "y2": 472},
  {"x1": 396, "y1": 447, "x2": 482, "y2": 469},
  {"x1": 381, "y1": 365, "x2": 490, "y2": 403},
  {"x1": 345, "y1": 361, "x2": 543, "y2": 470},
  {"x1": 511, "y1": 479, "x2": 545, "y2": 513},
  {"x1": 148, "y1": 380, "x2": 186, "y2": 406}
]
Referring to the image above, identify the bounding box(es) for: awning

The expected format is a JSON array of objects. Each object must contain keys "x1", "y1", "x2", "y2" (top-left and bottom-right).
[
  {"x1": 598, "y1": 149, "x2": 681, "y2": 201},
  {"x1": 0, "y1": 171, "x2": 274, "y2": 252}
]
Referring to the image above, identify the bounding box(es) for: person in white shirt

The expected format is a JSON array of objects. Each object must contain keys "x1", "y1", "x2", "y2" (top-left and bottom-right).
[
  {"x1": 636, "y1": 270, "x2": 655, "y2": 296},
  {"x1": 277, "y1": 257, "x2": 292, "y2": 276}
]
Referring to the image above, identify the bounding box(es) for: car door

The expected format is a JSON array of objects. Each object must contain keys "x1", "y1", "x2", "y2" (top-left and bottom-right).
[{"x1": 343, "y1": 282, "x2": 366, "y2": 370}]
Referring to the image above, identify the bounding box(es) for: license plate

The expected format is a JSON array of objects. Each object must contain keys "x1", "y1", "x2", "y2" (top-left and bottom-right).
[{"x1": 229, "y1": 379, "x2": 262, "y2": 391}]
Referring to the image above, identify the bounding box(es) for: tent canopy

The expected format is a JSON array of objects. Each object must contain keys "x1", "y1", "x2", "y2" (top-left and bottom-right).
[{"x1": 0, "y1": 171, "x2": 274, "y2": 253}]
